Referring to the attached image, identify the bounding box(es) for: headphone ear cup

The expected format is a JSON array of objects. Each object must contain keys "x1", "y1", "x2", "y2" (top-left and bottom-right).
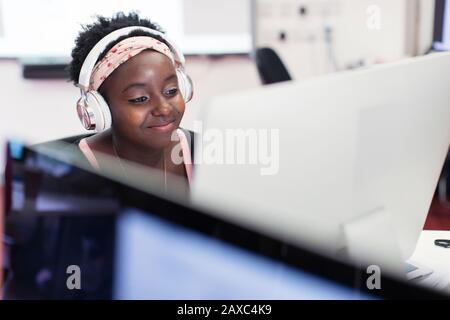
[
  {"x1": 176, "y1": 68, "x2": 193, "y2": 103},
  {"x1": 85, "y1": 91, "x2": 112, "y2": 132},
  {"x1": 77, "y1": 97, "x2": 95, "y2": 130}
]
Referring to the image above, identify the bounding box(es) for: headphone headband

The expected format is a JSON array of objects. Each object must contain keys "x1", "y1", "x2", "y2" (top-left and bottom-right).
[{"x1": 78, "y1": 26, "x2": 185, "y2": 90}]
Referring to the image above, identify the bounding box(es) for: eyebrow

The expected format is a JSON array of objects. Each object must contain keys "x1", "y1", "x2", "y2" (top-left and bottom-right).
[{"x1": 121, "y1": 74, "x2": 178, "y2": 93}]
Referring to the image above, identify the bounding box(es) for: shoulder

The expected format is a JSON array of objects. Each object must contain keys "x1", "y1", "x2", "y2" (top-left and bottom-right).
[
  {"x1": 83, "y1": 130, "x2": 113, "y2": 155},
  {"x1": 30, "y1": 133, "x2": 96, "y2": 168},
  {"x1": 32, "y1": 133, "x2": 95, "y2": 148}
]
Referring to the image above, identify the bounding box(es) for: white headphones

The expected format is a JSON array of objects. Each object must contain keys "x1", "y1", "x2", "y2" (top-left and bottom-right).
[{"x1": 76, "y1": 26, "x2": 193, "y2": 132}]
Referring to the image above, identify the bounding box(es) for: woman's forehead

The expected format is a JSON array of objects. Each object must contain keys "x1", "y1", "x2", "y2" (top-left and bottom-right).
[{"x1": 108, "y1": 50, "x2": 176, "y2": 85}]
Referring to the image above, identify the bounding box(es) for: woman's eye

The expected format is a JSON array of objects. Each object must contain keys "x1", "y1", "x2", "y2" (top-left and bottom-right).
[
  {"x1": 165, "y1": 88, "x2": 178, "y2": 96},
  {"x1": 128, "y1": 96, "x2": 148, "y2": 104}
]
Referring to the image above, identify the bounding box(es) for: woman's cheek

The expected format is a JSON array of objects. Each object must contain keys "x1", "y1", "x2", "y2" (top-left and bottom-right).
[{"x1": 177, "y1": 99, "x2": 186, "y2": 114}]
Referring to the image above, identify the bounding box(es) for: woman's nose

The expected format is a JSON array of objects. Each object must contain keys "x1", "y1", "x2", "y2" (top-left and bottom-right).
[{"x1": 151, "y1": 95, "x2": 172, "y2": 117}]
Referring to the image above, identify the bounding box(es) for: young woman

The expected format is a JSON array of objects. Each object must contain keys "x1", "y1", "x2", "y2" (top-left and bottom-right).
[{"x1": 69, "y1": 12, "x2": 194, "y2": 189}]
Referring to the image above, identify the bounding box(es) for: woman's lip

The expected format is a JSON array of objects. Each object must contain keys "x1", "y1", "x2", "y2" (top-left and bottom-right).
[{"x1": 147, "y1": 120, "x2": 176, "y2": 132}]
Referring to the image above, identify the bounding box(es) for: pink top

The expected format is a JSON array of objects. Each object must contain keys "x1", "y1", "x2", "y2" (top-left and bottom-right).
[{"x1": 78, "y1": 129, "x2": 193, "y2": 186}]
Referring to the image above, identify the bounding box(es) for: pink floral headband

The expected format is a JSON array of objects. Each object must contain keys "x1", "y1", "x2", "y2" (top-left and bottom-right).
[{"x1": 89, "y1": 36, "x2": 175, "y2": 91}]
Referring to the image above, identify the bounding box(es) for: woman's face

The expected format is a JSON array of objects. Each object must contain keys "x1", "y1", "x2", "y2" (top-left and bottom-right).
[{"x1": 100, "y1": 49, "x2": 186, "y2": 150}]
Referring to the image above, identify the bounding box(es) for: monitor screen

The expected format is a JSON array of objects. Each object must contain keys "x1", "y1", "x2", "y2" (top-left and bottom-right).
[
  {"x1": 0, "y1": 0, "x2": 252, "y2": 58},
  {"x1": 115, "y1": 208, "x2": 371, "y2": 299}
]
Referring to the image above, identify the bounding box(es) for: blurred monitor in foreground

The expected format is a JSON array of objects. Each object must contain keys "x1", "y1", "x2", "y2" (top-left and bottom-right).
[{"x1": 1, "y1": 141, "x2": 445, "y2": 299}]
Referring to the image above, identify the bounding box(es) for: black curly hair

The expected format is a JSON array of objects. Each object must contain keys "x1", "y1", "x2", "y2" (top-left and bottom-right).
[{"x1": 69, "y1": 12, "x2": 169, "y2": 86}]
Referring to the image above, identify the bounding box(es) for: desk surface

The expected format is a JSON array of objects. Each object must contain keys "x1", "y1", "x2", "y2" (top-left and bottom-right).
[{"x1": 410, "y1": 230, "x2": 450, "y2": 294}]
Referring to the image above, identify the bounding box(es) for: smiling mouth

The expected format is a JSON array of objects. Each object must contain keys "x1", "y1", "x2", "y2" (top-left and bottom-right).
[{"x1": 147, "y1": 120, "x2": 176, "y2": 132}]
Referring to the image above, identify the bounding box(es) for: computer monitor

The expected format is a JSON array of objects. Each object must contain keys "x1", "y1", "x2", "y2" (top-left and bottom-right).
[
  {"x1": 433, "y1": 0, "x2": 450, "y2": 51},
  {"x1": 191, "y1": 52, "x2": 450, "y2": 277},
  {"x1": 2, "y1": 140, "x2": 445, "y2": 299}
]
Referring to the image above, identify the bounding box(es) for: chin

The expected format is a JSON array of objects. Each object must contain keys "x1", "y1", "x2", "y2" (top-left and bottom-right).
[{"x1": 142, "y1": 129, "x2": 177, "y2": 149}]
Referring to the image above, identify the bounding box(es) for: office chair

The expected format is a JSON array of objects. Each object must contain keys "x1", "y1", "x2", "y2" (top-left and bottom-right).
[
  {"x1": 254, "y1": 47, "x2": 292, "y2": 85},
  {"x1": 438, "y1": 149, "x2": 450, "y2": 208}
]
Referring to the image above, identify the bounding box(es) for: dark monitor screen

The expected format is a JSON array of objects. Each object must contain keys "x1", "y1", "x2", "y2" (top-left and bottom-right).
[
  {"x1": 1, "y1": 141, "x2": 445, "y2": 299},
  {"x1": 433, "y1": 0, "x2": 450, "y2": 51}
]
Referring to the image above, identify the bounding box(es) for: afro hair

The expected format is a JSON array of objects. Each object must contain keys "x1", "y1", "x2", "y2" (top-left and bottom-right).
[{"x1": 69, "y1": 11, "x2": 169, "y2": 86}]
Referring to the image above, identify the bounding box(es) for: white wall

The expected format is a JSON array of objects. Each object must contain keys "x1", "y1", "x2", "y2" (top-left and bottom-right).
[
  {"x1": 0, "y1": 0, "x2": 252, "y2": 57},
  {"x1": 254, "y1": 0, "x2": 435, "y2": 80}
]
